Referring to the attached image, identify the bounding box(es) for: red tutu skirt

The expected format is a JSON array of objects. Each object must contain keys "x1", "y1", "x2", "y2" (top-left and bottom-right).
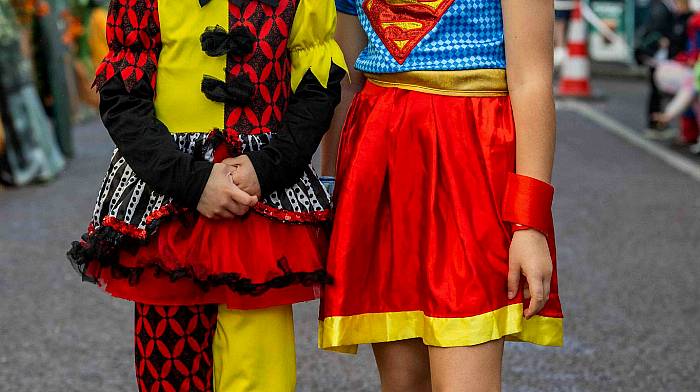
[
  {"x1": 89, "y1": 212, "x2": 328, "y2": 310},
  {"x1": 319, "y1": 81, "x2": 563, "y2": 352}
]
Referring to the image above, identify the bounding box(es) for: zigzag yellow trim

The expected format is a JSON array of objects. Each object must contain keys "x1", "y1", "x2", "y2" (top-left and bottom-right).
[{"x1": 288, "y1": 0, "x2": 349, "y2": 92}]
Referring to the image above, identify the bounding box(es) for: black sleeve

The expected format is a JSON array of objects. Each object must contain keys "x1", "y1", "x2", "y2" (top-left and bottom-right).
[
  {"x1": 244, "y1": 63, "x2": 345, "y2": 196},
  {"x1": 99, "y1": 77, "x2": 213, "y2": 207}
]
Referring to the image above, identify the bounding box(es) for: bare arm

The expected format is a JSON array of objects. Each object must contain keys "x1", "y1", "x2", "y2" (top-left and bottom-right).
[
  {"x1": 502, "y1": 0, "x2": 556, "y2": 319},
  {"x1": 502, "y1": 0, "x2": 556, "y2": 182},
  {"x1": 320, "y1": 13, "x2": 368, "y2": 176}
]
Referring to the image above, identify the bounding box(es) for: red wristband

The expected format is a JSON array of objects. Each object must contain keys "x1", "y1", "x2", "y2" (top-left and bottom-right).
[{"x1": 502, "y1": 173, "x2": 554, "y2": 236}]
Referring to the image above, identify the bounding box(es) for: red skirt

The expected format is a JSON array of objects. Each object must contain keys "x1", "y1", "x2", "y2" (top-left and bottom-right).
[
  {"x1": 89, "y1": 212, "x2": 328, "y2": 310},
  {"x1": 319, "y1": 82, "x2": 563, "y2": 352}
]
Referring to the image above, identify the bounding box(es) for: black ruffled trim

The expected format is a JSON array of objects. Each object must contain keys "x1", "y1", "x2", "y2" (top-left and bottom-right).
[
  {"x1": 200, "y1": 25, "x2": 255, "y2": 57},
  {"x1": 67, "y1": 213, "x2": 332, "y2": 296},
  {"x1": 201, "y1": 74, "x2": 254, "y2": 106}
]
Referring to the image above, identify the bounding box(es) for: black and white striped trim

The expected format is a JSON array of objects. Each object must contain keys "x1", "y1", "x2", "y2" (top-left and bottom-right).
[{"x1": 89, "y1": 132, "x2": 331, "y2": 238}]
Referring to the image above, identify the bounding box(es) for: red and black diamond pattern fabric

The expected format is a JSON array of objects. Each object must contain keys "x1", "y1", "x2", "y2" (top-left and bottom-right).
[
  {"x1": 135, "y1": 303, "x2": 218, "y2": 392},
  {"x1": 225, "y1": 0, "x2": 297, "y2": 143},
  {"x1": 94, "y1": 0, "x2": 161, "y2": 92}
]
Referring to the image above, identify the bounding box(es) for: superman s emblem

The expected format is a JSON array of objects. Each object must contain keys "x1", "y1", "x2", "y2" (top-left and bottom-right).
[{"x1": 363, "y1": 0, "x2": 455, "y2": 64}]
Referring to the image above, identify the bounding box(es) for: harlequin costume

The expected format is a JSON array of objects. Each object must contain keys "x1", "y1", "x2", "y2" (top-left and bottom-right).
[
  {"x1": 66, "y1": 0, "x2": 347, "y2": 389},
  {"x1": 319, "y1": 0, "x2": 564, "y2": 353}
]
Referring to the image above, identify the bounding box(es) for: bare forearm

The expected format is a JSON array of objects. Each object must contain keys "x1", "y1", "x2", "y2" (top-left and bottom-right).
[
  {"x1": 321, "y1": 77, "x2": 362, "y2": 175},
  {"x1": 502, "y1": 0, "x2": 556, "y2": 183},
  {"x1": 510, "y1": 83, "x2": 556, "y2": 183},
  {"x1": 320, "y1": 12, "x2": 367, "y2": 176}
]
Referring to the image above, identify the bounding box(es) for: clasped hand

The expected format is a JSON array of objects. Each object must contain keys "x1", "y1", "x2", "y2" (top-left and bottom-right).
[{"x1": 196, "y1": 156, "x2": 262, "y2": 219}]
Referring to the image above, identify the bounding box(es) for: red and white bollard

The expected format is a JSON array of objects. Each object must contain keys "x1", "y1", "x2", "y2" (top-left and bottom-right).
[{"x1": 557, "y1": 0, "x2": 593, "y2": 97}]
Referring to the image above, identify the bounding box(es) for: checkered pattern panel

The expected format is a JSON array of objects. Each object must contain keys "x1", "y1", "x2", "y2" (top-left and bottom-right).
[
  {"x1": 350, "y1": 0, "x2": 506, "y2": 73},
  {"x1": 225, "y1": 0, "x2": 296, "y2": 143}
]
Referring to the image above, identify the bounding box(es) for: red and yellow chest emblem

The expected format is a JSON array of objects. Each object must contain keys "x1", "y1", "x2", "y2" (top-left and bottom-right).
[{"x1": 363, "y1": 0, "x2": 454, "y2": 64}]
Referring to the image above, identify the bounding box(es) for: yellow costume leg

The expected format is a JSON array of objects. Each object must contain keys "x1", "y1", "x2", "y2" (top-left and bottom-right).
[{"x1": 213, "y1": 305, "x2": 296, "y2": 392}]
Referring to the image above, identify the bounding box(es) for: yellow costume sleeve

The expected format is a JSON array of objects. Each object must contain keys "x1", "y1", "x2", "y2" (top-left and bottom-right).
[
  {"x1": 288, "y1": 0, "x2": 348, "y2": 92},
  {"x1": 88, "y1": 8, "x2": 109, "y2": 70}
]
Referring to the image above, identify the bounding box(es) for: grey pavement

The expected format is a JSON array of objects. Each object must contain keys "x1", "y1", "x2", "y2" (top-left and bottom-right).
[{"x1": 1, "y1": 77, "x2": 699, "y2": 391}]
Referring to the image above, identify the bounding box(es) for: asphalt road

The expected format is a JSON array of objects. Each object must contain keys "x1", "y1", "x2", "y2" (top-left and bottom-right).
[{"x1": 1, "y1": 77, "x2": 699, "y2": 391}]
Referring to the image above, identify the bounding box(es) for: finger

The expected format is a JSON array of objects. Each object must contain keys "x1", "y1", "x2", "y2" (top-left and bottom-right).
[
  {"x1": 230, "y1": 185, "x2": 257, "y2": 206},
  {"x1": 214, "y1": 208, "x2": 235, "y2": 219},
  {"x1": 542, "y1": 275, "x2": 551, "y2": 306},
  {"x1": 525, "y1": 277, "x2": 545, "y2": 319},
  {"x1": 507, "y1": 262, "x2": 520, "y2": 300},
  {"x1": 523, "y1": 284, "x2": 530, "y2": 300},
  {"x1": 232, "y1": 203, "x2": 250, "y2": 216},
  {"x1": 202, "y1": 211, "x2": 217, "y2": 220},
  {"x1": 221, "y1": 158, "x2": 239, "y2": 166},
  {"x1": 231, "y1": 170, "x2": 242, "y2": 186},
  {"x1": 222, "y1": 200, "x2": 247, "y2": 216}
]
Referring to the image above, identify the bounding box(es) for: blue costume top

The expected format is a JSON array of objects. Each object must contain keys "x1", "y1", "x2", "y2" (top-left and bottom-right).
[{"x1": 336, "y1": 0, "x2": 506, "y2": 73}]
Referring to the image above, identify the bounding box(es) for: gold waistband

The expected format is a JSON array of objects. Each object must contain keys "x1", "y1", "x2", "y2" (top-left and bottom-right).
[{"x1": 364, "y1": 69, "x2": 508, "y2": 97}]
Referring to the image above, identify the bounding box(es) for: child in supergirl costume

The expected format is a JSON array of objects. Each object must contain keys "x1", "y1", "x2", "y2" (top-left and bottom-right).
[
  {"x1": 320, "y1": 0, "x2": 563, "y2": 389},
  {"x1": 67, "y1": 0, "x2": 347, "y2": 389}
]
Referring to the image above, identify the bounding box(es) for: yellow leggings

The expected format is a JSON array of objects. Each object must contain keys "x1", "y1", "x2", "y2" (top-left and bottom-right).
[{"x1": 213, "y1": 305, "x2": 296, "y2": 392}]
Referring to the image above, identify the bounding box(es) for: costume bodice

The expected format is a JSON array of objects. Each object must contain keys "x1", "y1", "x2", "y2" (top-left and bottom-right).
[{"x1": 336, "y1": 0, "x2": 506, "y2": 73}]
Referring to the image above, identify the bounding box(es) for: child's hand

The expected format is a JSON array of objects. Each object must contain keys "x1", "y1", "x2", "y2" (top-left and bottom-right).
[
  {"x1": 651, "y1": 112, "x2": 670, "y2": 127},
  {"x1": 507, "y1": 229, "x2": 553, "y2": 319},
  {"x1": 196, "y1": 163, "x2": 258, "y2": 219},
  {"x1": 222, "y1": 156, "x2": 262, "y2": 198}
]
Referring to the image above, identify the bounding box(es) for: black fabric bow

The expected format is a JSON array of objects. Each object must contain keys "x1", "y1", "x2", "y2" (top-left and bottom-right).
[
  {"x1": 200, "y1": 0, "x2": 280, "y2": 8},
  {"x1": 201, "y1": 74, "x2": 255, "y2": 106},
  {"x1": 200, "y1": 25, "x2": 255, "y2": 57}
]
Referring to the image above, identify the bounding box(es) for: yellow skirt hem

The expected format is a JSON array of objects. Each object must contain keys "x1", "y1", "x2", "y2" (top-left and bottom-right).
[{"x1": 318, "y1": 304, "x2": 563, "y2": 354}]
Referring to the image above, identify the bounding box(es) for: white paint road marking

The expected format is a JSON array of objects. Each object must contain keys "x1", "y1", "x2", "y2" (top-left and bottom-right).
[{"x1": 557, "y1": 100, "x2": 700, "y2": 182}]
